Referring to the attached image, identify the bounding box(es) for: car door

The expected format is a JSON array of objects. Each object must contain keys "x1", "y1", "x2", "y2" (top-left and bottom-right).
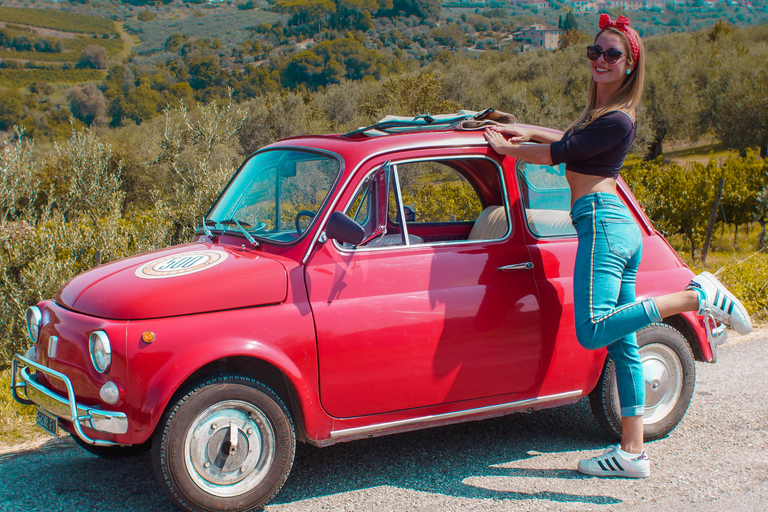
[{"x1": 305, "y1": 155, "x2": 544, "y2": 419}]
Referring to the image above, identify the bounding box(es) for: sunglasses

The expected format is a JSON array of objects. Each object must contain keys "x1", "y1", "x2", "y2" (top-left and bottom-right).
[{"x1": 586, "y1": 45, "x2": 624, "y2": 64}]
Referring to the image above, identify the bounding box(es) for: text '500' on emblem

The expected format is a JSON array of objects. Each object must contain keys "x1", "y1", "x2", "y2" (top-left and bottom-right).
[{"x1": 135, "y1": 250, "x2": 228, "y2": 279}]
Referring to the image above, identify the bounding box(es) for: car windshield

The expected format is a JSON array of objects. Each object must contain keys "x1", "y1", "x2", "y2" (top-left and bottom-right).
[{"x1": 207, "y1": 149, "x2": 341, "y2": 243}]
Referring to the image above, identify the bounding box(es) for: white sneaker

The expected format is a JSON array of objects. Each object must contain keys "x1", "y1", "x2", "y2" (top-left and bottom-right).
[
  {"x1": 687, "y1": 271, "x2": 752, "y2": 335},
  {"x1": 577, "y1": 445, "x2": 650, "y2": 478}
]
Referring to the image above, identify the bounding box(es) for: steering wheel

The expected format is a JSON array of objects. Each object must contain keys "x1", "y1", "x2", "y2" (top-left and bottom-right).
[{"x1": 294, "y1": 210, "x2": 316, "y2": 235}]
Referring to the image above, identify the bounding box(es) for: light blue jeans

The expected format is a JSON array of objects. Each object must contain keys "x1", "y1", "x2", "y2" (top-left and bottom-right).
[{"x1": 571, "y1": 193, "x2": 662, "y2": 417}]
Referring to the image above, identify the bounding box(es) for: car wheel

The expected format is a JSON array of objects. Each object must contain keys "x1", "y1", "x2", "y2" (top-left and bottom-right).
[
  {"x1": 72, "y1": 435, "x2": 150, "y2": 458},
  {"x1": 152, "y1": 375, "x2": 296, "y2": 512},
  {"x1": 589, "y1": 323, "x2": 696, "y2": 441}
]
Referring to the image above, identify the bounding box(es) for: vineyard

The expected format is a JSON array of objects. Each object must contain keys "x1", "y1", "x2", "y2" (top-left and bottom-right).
[
  {"x1": 0, "y1": 49, "x2": 80, "y2": 63},
  {"x1": 624, "y1": 152, "x2": 768, "y2": 316},
  {"x1": 0, "y1": 8, "x2": 122, "y2": 89},
  {"x1": 0, "y1": 68, "x2": 105, "y2": 87},
  {"x1": 0, "y1": 7, "x2": 117, "y2": 36}
]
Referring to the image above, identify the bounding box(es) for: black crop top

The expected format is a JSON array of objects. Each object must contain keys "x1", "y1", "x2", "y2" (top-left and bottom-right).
[{"x1": 549, "y1": 111, "x2": 636, "y2": 179}]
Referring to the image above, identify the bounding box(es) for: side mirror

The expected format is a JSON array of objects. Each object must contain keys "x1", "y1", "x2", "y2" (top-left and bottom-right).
[{"x1": 325, "y1": 211, "x2": 365, "y2": 246}]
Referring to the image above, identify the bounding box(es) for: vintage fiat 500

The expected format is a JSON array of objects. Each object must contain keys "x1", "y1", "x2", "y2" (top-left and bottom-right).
[{"x1": 12, "y1": 120, "x2": 724, "y2": 511}]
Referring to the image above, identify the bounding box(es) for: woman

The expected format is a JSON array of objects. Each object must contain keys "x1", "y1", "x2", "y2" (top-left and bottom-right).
[{"x1": 484, "y1": 14, "x2": 751, "y2": 478}]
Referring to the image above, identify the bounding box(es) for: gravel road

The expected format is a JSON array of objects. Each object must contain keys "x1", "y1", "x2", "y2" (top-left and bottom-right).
[{"x1": 1, "y1": 330, "x2": 766, "y2": 512}]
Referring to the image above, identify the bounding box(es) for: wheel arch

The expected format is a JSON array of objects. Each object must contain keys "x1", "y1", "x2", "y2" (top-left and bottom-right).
[
  {"x1": 663, "y1": 312, "x2": 709, "y2": 362},
  {"x1": 169, "y1": 356, "x2": 309, "y2": 444},
  {"x1": 134, "y1": 338, "x2": 323, "y2": 446}
]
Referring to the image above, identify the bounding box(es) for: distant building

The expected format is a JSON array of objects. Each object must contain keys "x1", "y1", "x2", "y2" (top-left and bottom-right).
[
  {"x1": 509, "y1": 0, "x2": 550, "y2": 8},
  {"x1": 590, "y1": 0, "x2": 643, "y2": 9},
  {"x1": 610, "y1": 0, "x2": 644, "y2": 9},
  {"x1": 572, "y1": 1, "x2": 598, "y2": 11},
  {"x1": 512, "y1": 24, "x2": 562, "y2": 50},
  {"x1": 645, "y1": 0, "x2": 666, "y2": 8}
]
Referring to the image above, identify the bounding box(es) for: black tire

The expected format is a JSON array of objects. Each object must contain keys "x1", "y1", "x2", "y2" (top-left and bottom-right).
[
  {"x1": 72, "y1": 434, "x2": 150, "y2": 458},
  {"x1": 152, "y1": 375, "x2": 296, "y2": 512},
  {"x1": 589, "y1": 323, "x2": 696, "y2": 441}
]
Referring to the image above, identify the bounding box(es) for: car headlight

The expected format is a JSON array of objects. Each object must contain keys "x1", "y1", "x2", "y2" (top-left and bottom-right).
[
  {"x1": 26, "y1": 306, "x2": 42, "y2": 343},
  {"x1": 89, "y1": 331, "x2": 112, "y2": 374}
]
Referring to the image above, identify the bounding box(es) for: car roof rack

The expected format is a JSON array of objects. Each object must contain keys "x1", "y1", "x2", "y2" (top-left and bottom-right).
[{"x1": 342, "y1": 108, "x2": 513, "y2": 138}]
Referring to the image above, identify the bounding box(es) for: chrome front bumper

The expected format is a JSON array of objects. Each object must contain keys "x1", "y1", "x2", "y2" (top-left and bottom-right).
[
  {"x1": 703, "y1": 316, "x2": 728, "y2": 363},
  {"x1": 11, "y1": 354, "x2": 128, "y2": 446}
]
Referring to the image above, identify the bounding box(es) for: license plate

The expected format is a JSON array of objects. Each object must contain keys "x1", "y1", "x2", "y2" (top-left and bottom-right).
[{"x1": 36, "y1": 408, "x2": 59, "y2": 437}]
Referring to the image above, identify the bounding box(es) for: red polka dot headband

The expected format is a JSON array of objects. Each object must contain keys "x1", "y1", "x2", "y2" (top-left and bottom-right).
[{"x1": 599, "y1": 14, "x2": 640, "y2": 66}]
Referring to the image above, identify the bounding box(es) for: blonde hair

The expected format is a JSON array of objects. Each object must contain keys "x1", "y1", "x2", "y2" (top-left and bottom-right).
[{"x1": 567, "y1": 26, "x2": 645, "y2": 134}]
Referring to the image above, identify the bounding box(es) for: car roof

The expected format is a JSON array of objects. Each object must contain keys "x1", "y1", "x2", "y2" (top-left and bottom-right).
[{"x1": 267, "y1": 128, "x2": 491, "y2": 161}]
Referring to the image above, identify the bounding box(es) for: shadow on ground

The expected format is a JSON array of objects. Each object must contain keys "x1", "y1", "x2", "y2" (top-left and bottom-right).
[
  {"x1": 273, "y1": 398, "x2": 619, "y2": 507},
  {"x1": 0, "y1": 399, "x2": 621, "y2": 511}
]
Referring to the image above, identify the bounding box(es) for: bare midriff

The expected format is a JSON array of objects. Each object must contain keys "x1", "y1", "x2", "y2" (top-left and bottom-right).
[{"x1": 566, "y1": 170, "x2": 618, "y2": 206}]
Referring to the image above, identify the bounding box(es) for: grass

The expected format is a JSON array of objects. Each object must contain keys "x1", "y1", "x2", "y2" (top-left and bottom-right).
[
  {"x1": 663, "y1": 142, "x2": 740, "y2": 165},
  {"x1": 115, "y1": 22, "x2": 138, "y2": 62},
  {"x1": 61, "y1": 35, "x2": 125, "y2": 57},
  {"x1": 0, "y1": 368, "x2": 39, "y2": 446},
  {"x1": 668, "y1": 223, "x2": 768, "y2": 320}
]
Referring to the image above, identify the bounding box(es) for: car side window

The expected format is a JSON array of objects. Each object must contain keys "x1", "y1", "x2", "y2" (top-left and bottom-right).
[
  {"x1": 516, "y1": 161, "x2": 576, "y2": 237},
  {"x1": 389, "y1": 161, "x2": 482, "y2": 225},
  {"x1": 341, "y1": 158, "x2": 507, "y2": 249}
]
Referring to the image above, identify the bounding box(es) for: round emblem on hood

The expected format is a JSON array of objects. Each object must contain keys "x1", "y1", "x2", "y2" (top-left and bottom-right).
[{"x1": 135, "y1": 250, "x2": 228, "y2": 279}]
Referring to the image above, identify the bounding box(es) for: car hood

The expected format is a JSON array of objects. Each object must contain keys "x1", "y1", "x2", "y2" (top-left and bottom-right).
[{"x1": 55, "y1": 243, "x2": 287, "y2": 320}]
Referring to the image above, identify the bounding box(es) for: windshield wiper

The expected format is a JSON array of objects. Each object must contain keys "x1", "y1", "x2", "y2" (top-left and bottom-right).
[
  {"x1": 220, "y1": 218, "x2": 260, "y2": 248},
  {"x1": 201, "y1": 218, "x2": 217, "y2": 242}
]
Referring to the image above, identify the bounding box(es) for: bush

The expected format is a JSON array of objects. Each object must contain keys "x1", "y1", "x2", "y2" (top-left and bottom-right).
[
  {"x1": 711, "y1": 254, "x2": 768, "y2": 320},
  {"x1": 0, "y1": 96, "x2": 250, "y2": 367},
  {"x1": 138, "y1": 10, "x2": 156, "y2": 22},
  {"x1": 77, "y1": 45, "x2": 109, "y2": 70},
  {"x1": 67, "y1": 83, "x2": 107, "y2": 127}
]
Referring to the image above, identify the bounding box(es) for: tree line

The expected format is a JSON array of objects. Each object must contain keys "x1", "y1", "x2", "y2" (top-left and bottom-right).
[
  {"x1": 3, "y1": 21, "x2": 766, "y2": 158},
  {"x1": 1, "y1": 23, "x2": 768, "y2": 365}
]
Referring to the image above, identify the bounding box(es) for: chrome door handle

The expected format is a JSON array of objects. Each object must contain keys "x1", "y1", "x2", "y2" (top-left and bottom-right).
[{"x1": 497, "y1": 263, "x2": 534, "y2": 271}]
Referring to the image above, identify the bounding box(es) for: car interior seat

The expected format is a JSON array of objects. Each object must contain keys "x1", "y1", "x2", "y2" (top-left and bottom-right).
[{"x1": 468, "y1": 205, "x2": 509, "y2": 240}]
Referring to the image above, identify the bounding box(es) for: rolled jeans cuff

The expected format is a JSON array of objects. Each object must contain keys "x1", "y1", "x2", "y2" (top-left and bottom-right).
[
  {"x1": 621, "y1": 405, "x2": 645, "y2": 417},
  {"x1": 643, "y1": 298, "x2": 662, "y2": 323}
]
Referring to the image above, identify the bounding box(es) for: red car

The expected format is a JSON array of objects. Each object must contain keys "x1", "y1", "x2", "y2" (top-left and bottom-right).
[{"x1": 12, "y1": 121, "x2": 724, "y2": 511}]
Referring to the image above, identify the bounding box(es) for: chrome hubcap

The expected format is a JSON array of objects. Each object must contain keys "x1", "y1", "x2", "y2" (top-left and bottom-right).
[
  {"x1": 610, "y1": 343, "x2": 683, "y2": 426},
  {"x1": 184, "y1": 400, "x2": 275, "y2": 497}
]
